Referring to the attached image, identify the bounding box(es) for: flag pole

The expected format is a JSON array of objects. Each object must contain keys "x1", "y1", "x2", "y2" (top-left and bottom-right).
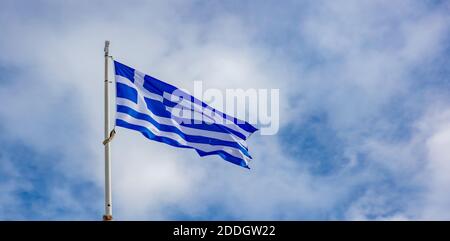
[{"x1": 103, "y1": 40, "x2": 113, "y2": 221}]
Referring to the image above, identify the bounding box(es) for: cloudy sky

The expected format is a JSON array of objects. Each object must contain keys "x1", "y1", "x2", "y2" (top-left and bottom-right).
[{"x1": 0, "y1": 0, "x2": 449, "y2": 220}]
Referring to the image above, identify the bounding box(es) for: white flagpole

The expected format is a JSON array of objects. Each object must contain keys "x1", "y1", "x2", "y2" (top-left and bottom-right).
[{"x1": 103, "y1": 40, "x2": 113, "y2": 221}]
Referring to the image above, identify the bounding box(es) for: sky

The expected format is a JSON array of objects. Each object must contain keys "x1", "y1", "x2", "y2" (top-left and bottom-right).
[{"x1": 0, "y1": 0, "x2": 449, "y2": 220}]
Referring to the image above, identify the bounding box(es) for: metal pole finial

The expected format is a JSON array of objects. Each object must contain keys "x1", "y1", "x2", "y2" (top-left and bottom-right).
[{"x1": 104, "y1": 40, "x2": 110, "y2": 56}]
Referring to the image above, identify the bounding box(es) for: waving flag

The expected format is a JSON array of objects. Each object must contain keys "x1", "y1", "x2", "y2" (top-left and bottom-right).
[{"x1": 113, "y1": 61, "x2": 258, "y2": 168}]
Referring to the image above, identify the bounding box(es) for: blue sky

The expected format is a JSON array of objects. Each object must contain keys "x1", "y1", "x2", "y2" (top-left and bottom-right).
[{"x1": 0, "y1": 0, "x2": 450, "y2": 220}]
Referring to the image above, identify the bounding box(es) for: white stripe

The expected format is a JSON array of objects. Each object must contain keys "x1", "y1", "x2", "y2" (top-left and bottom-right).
[
  {"x1": 116, "y1": 112, "x2": 251, "y2": 163},
  {"x1": 116, "y1": 97, "x2": 248, "y2": 148}
]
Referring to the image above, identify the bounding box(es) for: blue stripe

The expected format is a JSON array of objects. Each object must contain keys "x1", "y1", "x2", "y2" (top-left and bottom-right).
[
  {"x1": 143, "y1": 97, "x2": 249, "y2": 140},
  {"x1": 195, "y1": 149, "x2": 250, "y2": 169},
  {"x1": 144, "y1": 74, "x2": 177, "y2": 95},
  {"x1": 116, "y1": 105, "x2": 251, "y2": 158},
  {"x1": 116, "y1": 83, "x2": 138, "y2": 104},
  {"x1": 114, "y1": 61, "x2": 135, "y2": 83},
  {"x1": 116, "y1": 119, "x2": 249, "y2": 168},
  {"x1": 114, "y1": 61, "x2": 258, "y2": 134}
]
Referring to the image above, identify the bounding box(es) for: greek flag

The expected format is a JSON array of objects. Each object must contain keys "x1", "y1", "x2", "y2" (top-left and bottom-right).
[{"x1": 114, "y1": 61, "x2": 258, "y2": 168}]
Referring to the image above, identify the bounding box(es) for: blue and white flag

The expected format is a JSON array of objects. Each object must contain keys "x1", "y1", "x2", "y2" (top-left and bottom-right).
[{"x1": 114, "y1": 61, "x2": 258, "y2": 168}]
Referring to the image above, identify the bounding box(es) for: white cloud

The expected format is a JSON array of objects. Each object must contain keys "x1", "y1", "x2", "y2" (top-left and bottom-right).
[{"x1": 416, "y1": 107, "x2": 450, "y2": 219}]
